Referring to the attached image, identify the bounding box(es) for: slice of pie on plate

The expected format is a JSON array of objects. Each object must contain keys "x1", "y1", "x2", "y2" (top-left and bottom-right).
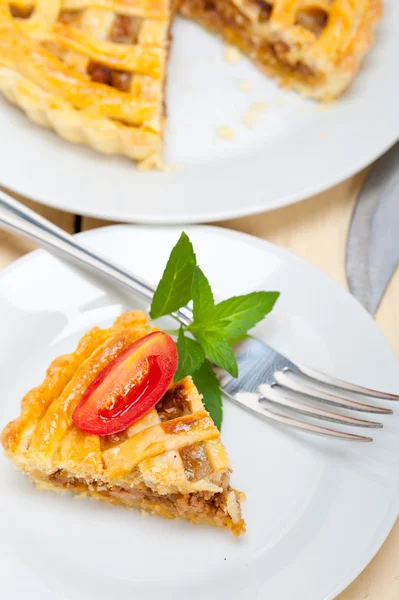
[
  {"x1": 179, "y1": 0, "x2": 383, "y2": 100},
  {"x1": 1, "y1": 310, "x2": 245, "y2": 535},
  {"x1": 0, "y1": 1, "x2": 173, "y2": 168}
]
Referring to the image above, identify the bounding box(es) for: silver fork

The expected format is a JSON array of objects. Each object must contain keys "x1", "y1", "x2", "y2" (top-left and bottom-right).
[{"x1": 0, "y1": 190, "x2": 397, "y2": 443}]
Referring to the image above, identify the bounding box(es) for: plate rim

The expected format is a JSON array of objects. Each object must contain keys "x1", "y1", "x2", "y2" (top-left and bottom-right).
[
  {"x1": 1, "y1": 223, "x2": 399, "y2": 600},
  {"x1": 1, "y1": 134, "x2": 399, "y2": 225}
]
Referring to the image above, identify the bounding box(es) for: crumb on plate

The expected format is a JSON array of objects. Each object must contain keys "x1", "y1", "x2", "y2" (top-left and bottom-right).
[
  {"x1": 224, "y1": 45, "x2": 242, "y2": 63},
  {"x1": 242, "y1": 102, "x2": 266, "y2": 128},
  {"x1": 216, "y1": 126, "x2": 234, "y2": 140},
  {"x1": 250, "y1": 102, "x2": 266, "y2": 112},
  {"x1": 242, "y1": 111, "x2": 258, "y2": 128}
]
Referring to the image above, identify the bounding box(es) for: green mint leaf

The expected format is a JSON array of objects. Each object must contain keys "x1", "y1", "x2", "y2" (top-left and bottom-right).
[
  {"x1": 174, "y1": 328, "x2": 205, "y2": 382},
  {"x1": 196, "y1": 331, "x2": 238, "y2": 378},
  {"x1": 212, "y1": 291, "x2": 280, "y2": 337},
  {"x1": 150, "y1": 232, "x2": 196, "y2": 319},
  {"x1": 191, "y1": 266, "x2": 215, "y2": 324},
  {"x1": 192, "y1": 359, "x2": 223, "y2": 429},
  {"x1": 228, "y1": 333, "x2": 249, "y2": 347},
  {"x1": 188, "y1": 320, "x2": 231, "y2": 339}
]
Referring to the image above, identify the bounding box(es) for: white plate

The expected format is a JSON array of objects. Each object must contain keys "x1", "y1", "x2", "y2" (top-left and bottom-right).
[
  {"x1": 1, "y1": 3, "x2": 399, "y2": 224},
  {"x1": 1, "y1": 225, "x2": 399, "y2": 600}
]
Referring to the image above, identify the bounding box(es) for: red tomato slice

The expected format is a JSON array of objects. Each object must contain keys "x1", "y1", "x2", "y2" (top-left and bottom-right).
[{"x1": 72, "y1": 331, "x2": 177, "y2": 436}]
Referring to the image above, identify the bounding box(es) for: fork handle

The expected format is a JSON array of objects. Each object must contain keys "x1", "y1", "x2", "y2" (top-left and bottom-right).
[{"x1": 0, "y1": 191, "x2": 193, "y2": 325}]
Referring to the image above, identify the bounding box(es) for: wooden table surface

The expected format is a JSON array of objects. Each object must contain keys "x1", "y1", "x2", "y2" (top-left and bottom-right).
[{"x1": 1, "y1": 174, "x2": 399, "y2": 599}]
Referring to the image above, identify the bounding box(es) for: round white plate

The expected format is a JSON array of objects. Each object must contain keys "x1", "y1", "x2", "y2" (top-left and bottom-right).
[
  {"x1": 1, "y1": 225, "x2": 399, "y2": 600},
  {"x1": 1, "y1": 4, "x2": 399, "y2": 224}
]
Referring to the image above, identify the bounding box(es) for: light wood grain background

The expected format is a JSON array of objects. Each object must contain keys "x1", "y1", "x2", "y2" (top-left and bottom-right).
[{"x1": 1, "y1": 173, "x2": 398, "y2": 599}]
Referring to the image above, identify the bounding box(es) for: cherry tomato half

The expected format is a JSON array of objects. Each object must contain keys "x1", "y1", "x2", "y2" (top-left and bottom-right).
[{"x1": 72, "y1": 331, "x2": 178, "y2": 436}]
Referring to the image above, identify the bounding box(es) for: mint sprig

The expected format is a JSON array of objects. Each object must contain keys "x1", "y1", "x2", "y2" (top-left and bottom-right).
[{"x1": 150, "y1": 233, "x2": 279, "y2": 428}]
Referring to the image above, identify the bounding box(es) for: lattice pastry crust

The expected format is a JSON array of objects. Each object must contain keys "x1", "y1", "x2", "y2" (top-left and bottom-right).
[
  {"x1": 179, "y1": 0, "x2": 383, "y2": 100},
  {"x1": 1, "y1": 310, "x2": 245, "y2": 535},
  {"x1": 0, "y1": 1, "x2": 173, "y2": 168}
]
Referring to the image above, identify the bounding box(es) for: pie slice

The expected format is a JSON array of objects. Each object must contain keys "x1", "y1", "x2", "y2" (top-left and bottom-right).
[
  {"x1": 0, "y1": 1, "x2": 174, "y2": 168},
  {"x1": 1, "y1": 310, "x2": 245, "y2": 535},
  {"x1": 179, "y1": 0, "x2": 383, "y2": 100}
]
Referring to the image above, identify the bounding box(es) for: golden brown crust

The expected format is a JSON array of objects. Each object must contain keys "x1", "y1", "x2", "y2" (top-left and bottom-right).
[
  {"x1": 179, "y1": 0, "x2": 383, "y2": 100},
  {"x1": 1, "y1": 310, "x2": 245, "y2": 535},
  {"x1": 0, "y1": 1, "x2": 174, "y2": 165}
]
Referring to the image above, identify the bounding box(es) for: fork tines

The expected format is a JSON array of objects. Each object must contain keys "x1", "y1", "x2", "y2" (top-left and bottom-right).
[{"x1": 256, "y1": 366, "x2": 398, "y2": 442}]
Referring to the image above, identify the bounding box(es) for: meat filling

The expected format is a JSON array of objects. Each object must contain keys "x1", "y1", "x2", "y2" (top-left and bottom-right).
[
  {"x1": 110, "y1": 15, "x2": 143, "y2": 44},
  {"x1": 49, "y1": 471, "x2": 238, "y2": 523},
  {"x1": 87, "y1": 61, "x2": 132, "y2": 92},
  {"x1": 256, "y1": 0, "x2": 272, "y2": 22},
  {"x1": 156, "y1": 384, "x2": 192, "y2": 422},
  {"x1": 59, "y1": 10, "x2": 82, "y2": 25},
  {"x1": 295, "y1": 8, "x2": 328, "y2": 37},
  {"x1": 180, "y1": 443, "x2": 212, "y2": 481},
  {"x1": 10, "y1": 4, "x2": 34, "y2": 18},
  {"x1": 180, "y1": 0, "x2": 319, "y2": 80}
]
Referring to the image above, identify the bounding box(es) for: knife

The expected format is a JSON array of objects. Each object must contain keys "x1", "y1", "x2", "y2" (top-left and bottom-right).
[{"x1": 346, "y1": 141, "x2": 399, "y2": 315}]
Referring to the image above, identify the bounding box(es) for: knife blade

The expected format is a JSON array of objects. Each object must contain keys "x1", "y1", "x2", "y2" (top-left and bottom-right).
[{"x1": 346, "y1": 141, "x2": 399, "y2": 316}]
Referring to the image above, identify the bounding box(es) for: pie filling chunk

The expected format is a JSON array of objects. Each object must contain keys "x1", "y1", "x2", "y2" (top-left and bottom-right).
[{"x1": 1, "y1": 310, "x2": 245, "y2": 536}]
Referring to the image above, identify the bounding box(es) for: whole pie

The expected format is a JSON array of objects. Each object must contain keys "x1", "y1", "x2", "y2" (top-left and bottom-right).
[
  {"x1": 0, "y1": 1, "x2": 382, "y2": 167},
  {"x1": 1, "y1": 310, "x2": 245, "y2": 535}
]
